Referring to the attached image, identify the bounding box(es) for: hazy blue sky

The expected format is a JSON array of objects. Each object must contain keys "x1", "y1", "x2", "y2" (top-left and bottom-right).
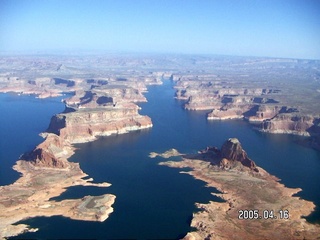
[{"x1": 0, "y1": 0, "x2": 319, "y2": 59}]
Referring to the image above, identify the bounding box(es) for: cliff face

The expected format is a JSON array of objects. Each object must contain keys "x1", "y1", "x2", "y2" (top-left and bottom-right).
[
  {"x1": 184, "y1": 95, "x2": 222, "y2": 110},
  {"x1": 172, "y1": 73, "x2": 320, "y2": 151},
  {"x1": 207, "y1": 104, "x2": 253, "y2": 120},
  {"x1": 159, "y1": 138, "x2": 320, "y2": 240},
  {"x1": 93, "y1": 86, "x2": 147, "y2": 103},
  {"x1": 21, "y1": 133, "x2": 73, "y2": 169},
  {"x1": 197, "y1": 138, "x2": 259, "y2": 172},
  {"x1": 14, "y1": 77, "x2": 153, "y2": 169},
  {"x1": 39, "y1": 79, "x2": 154, "y2": 145},
  {"x1": 261, "y1": 114, "x2": 319, "y2": 136},
  {"x1": 247, "y1": 105, "x2": 283, "y2": 122},
  {"x1": 47, "y1": 104, "x2": 152, "y2": 144},
  {"x1": 219, "y1": 138, "x2": 258, "y2": 172}
]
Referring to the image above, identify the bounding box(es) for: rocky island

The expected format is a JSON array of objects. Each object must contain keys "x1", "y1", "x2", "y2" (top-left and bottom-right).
[{"x1": 157, "y1": 138, "x2": 320, "y2": 240}]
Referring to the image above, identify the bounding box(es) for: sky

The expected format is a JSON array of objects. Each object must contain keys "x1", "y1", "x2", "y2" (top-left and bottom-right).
[{"x1": 0, "y1": 0, "x2": 319, "y2": 59}]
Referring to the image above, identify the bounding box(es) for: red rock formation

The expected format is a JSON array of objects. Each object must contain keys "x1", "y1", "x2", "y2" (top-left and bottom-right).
[
  {"x1": 47, "y1": 104, "x2": 152, "y2": 144},
  {"x1": 261, "y1": 114, "x2": 318, "y2": 136},
  {"x1": 92, "y1": 86, "x2": 147, "y2": 103},
  {"x1": 65, "y1": 87, "x2": 147, "y2": 109},
  {"x1": 207, "y1": 105, "x2": 253, "y2": 120},
  {"x1": 248, "y1": 105, "x2": 283, "y2": 122},
  {"x1": 248, "y1": 105, "x2": 298, "y2": 122},
  {"x1": 220, "y1": 138, "x2": 258, "y2": 172},
  {"x1": 21, "y1": 133, "x2": 73, "y2": 169}
]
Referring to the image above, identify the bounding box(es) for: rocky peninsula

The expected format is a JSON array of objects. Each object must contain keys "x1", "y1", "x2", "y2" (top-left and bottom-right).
[
  {"x1": 0, "y1": 55, "x2": 163, "y2": 239},
  {"x1": 157, "y1": 138, "x2": 320, "y2": 240},
  {"x1": 0, "y1": 91, "x2": 152, "y2": 238},
  {"x1": 1, "y1": 55, "x2": 319, "y2": 149},
  {"x1": 1, "y1": 54, "x2": 319, "y2": 238}
]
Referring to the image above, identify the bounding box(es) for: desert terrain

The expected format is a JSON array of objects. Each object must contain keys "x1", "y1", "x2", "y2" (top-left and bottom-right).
[
  {"x1": 157, "y1": 138, "x2": 320, "y2": 239},
  {"x1": 0, "y1": 54, "x2": 319, "y2": 239}
]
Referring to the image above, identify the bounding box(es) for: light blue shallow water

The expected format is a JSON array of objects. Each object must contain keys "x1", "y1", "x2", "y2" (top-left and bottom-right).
[{"x1": 3, "y1": 81, "x2": 320, "y2": 239}]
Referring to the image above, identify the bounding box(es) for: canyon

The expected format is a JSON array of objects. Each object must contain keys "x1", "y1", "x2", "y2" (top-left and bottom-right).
[
  {"x1": 0, "y1": 91, "x2": 153, "y2": 238},
  {"x1": 0, "y1": 56, "x2": 160, "y2": 238},
  {"x1": 172, "y1": 59, "x2": 320, "y2": 150},
  {"x1": 0, "y1": 54, "x2": 319, "y2": 239}
]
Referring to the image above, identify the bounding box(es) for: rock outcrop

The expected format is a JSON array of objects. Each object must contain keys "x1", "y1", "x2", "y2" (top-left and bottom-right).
[
  {"x1": 158, "y1": 138, "x2": 320, "y2": 240},
  {"x1": 47, "y1": 104, "x2": 152, "y2": 144},
  {"x1": 261, "y1": 114, "x2": 320, "y2": 136},
  {"x1": 173, "y1": 74, "x2": 320, "y2": 151},
  {"x1": 207, "y1": 105, "x2": 253, "y2": 120},
  {"x1": 195, "y1": 138, "x2": 258, "y2": 172},
  {"x1": 0, "y1": 56, "x2": 160, "y2": 238},
  {"x1": 21, "y1": 133, "x2": 73, "y2": 169},
  {"x1": 220, "y1": 138, "x2": 258, "y2": 171},
  {"x1": 248, "y1": 105, "x2": 285, "y2": 122}
]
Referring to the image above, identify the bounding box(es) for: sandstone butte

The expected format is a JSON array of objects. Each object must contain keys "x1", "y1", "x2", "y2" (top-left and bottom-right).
[
  {"x1": 156, "y1": 138, "x2": 320, "y2": 240},
  {"x1": 173, "y1": 77, "x2": 320, "y2": 151},
  {"x1": 0, "y1": 87, "x2": 153, "y2": 239}
]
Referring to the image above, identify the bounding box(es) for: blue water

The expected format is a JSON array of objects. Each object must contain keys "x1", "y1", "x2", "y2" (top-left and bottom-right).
[
  {"x1": 4, "y1": 80, "x2": 320, "y2": 239},
  {"x1": 0, "y1": 93, "x2": 65, "y2": 186}
]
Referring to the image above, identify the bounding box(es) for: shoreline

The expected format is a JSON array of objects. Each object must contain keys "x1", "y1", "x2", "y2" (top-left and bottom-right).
[
  {"x1": 156, "y1": 147, "x2": 320, "y2": 240},
  {"x1": 0, "y1": 55, "x2": 319, "y2": 239},
  {"x1": 0, "y1": 157, "x2": 115, "y2": 239},
  {"x1": 0, "y1": 87, "x2": 153, "y2": 239}
]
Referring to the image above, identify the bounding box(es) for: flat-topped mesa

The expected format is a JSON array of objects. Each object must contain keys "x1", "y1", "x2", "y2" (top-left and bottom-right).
[
  {"x1": 247, "y1": 105, "x2": 289, "y2": 122},
  {"x1": 21, "y1": 133, "x2": 73, "y2": 169},
  {"x1": 47, "y1": 105, "x2": 152, "y2": 144},
  {"x1": 91, "y1": 86, "x2": 147, "y2": 104},
  {"x1": 65, "y1": 91, "x2": 114, "y2": 109},
  {"x1": 65, "y1": 87, "x2": 147, "y2": 109},
  {"x1": 220, "y1": 138, "x2": 259, "y2": 172},
  {"x1": 260, "y1": 113, "x2": 320, "y2": 136},
  {"x1": 207, "y1": 105, "x2": 253, "y2": 120},
  {"x1": 44, "y1": 86, "x2": 153, "y2": 144}
]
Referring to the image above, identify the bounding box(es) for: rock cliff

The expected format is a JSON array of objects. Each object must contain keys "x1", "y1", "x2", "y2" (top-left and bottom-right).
[
  {"x1": 21, "y1": 133, "x2": 73, "y2": 169},
  {"x1": 47, "y1": 103, "x2": 152, "y2": 144},
  {"x1": 207, "y1": 105, "x2": 253, "y2": 120},
  {"x1": 247, "y1": 105, "x2": 287, "y2": 122},
  {"x1": 220, "y1": 138, "x2": 258, "y2": 171},
  {"x1": 158, "y1": 138, "x2": 320, "y2": 240},
  {"x1": 261, "y1": 114, "x2": 320, "y2": 136},
  {"x1": 196, "y1": 138, "x2": 258, "y2": 172},
  {"x1": 173, "y1": 75, "x2": 320, "y2": 150}
]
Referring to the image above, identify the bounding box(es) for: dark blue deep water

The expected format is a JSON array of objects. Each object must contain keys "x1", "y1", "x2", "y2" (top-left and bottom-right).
[
  {"x1": 3, "y1": 81, "x2": 320, "y2": 239},
  {"x1": 0, "y1": 93, "x2": 65, "y2": 186}
]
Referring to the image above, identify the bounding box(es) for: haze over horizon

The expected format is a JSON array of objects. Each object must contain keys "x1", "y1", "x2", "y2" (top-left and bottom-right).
[{"x1": 0, "y1": 0, "x2": 319, "y2": 59}]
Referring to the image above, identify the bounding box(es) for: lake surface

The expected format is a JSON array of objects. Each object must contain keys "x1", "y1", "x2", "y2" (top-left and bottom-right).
[
  {"x1": 4, "y1": 80, "x2": 320, "y2": 239},
  {"x1": 0, "y1": 93, "x2": 65, "y2": 186}
]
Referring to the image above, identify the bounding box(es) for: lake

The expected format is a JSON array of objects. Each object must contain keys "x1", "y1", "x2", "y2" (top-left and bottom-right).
[
  {"x1": 0, "y1": 93, "x2": 65, "y2": 186},
  {"x1": 4, "y1": 80, "x2": 320, "y2": 239}
]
